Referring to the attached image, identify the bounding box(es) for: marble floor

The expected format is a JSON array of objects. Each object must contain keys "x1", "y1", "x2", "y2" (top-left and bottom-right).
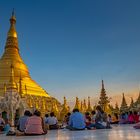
[{"x1": 1, "y1": 125, "x2": 140, "y2": 140}]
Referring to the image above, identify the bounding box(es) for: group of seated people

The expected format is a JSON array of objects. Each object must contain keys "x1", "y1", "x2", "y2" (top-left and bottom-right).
[
  {"x1": 65, "y1": 106, "x2": 112, "y2": 130},
  {"x1": 1, "y1": 106, "x2": 140, "y2": 136},
  {"x1": 118, "y1": 111, "x2": 140, "y2": 129},
  {"x1": 119, "y1": 111, "x2": 139, "y2": 124}
]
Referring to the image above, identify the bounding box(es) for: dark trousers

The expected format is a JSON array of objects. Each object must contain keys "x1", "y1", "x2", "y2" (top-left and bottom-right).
[
  {"x1": 87, "y1": 122, "x2": 106, "y2": 129},
  {"x1": 66, "y1": 125, "x2": 85, "y2": 131}
]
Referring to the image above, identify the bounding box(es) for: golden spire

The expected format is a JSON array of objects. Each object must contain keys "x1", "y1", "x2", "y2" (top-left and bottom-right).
[
  {"x1": 83, "y1": 99, "x2": 87, "y2": 112},
  {"x1": 35, "y1": 97, "x2": 39, "y2": 109},
  {"x1": 28, "y1": 97, "x2": 33, "y2": 108},
  {"x1": 63, "y1": 96, "x2": 69, "y2": 110},
  {"x1": 130, "y1": 97, "x2": 134, "y2": 105},
  {"x1": 130, "y1": 97, "x2": 135, "y2": 110},
  {"x1": 102, "y1": 80, "x2": 104, "y2": 90},
  {"x1": 114, "y1": 102, "x2": 119, "y2": 113},
  {"x1": 60, "y1": 97, "x2": 69, "y2": 120},
  {"x1": 8, "y1": 9, "x2": 17, "y2": 38},
  {"x1": 19, "y1": 72, "x2": 23, "y2": 97},
  {"x1": 74, "y1": 97, "x2": 80, "y2": 110},
  {"x1": 51, "y1": 100, "x2": 59, "y2": 117},
  {"x1": 64, "y1": 96, "x2": 66, "y2": 106},
  {"x1": 115, "y1": 102, "x2": 119, "y2": 110},
  {"x1": 42, "y1": 98, "x2": 46, "y2": 111},
  {"x1": 80, "y1": 101, "x2": 84, "y2": 113},
  {"x1": 120, "y1": 93, "x2": 128, "y2": 112},
  {"x1": 7, "y1": 64, "x2": 17, "y2": 89},
  {"x1": 135, "y1": 92, "x2": 140, "y2": 106},
  {"x1": 87, "y1": 96, "x2": 92, "y2": 112}
]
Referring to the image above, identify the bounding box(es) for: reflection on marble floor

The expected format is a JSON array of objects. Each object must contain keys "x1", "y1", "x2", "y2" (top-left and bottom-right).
[{"x1": 1, "y1": 125, "x2": 140, "y2": 140}]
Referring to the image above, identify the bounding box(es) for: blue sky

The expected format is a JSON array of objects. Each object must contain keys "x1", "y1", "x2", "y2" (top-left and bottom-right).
[{"x1": 0, "y1": 0, "x2": 140, "y2": 103}]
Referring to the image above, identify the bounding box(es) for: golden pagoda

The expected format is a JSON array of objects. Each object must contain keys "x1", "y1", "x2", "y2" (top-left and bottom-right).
[
  {"x1": 0, "y1": 11, "x2": 50, "y2": 97},
  {"x1": 60, "y1": 97, "x2": 69, "y2": 120},
  {"x1": 0, "y1": 11, "x2": 60, "y2": 113}
]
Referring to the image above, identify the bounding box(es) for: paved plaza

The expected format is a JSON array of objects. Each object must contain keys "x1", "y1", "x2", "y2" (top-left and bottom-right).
[{"x1": 1, "y1": 125, "x2": 140, "y2": 140}]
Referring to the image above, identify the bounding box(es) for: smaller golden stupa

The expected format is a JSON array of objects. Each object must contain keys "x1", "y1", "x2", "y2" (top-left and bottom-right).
[
  {"x1": 60, "y1": 97, "x2": 69, "y2": 120},
  {"x1": 73, "y1": 97, "x2": 80, "y2": 110}
]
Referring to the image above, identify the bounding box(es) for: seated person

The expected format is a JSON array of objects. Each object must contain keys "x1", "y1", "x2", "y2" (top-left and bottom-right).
[
  {"x1": 44, "y1": 114, "x2": 49, "y2": 123},
  {"x1": 119, "y1": 113, "x2": 128, "y2": 124},
  {"x1": 91, "y1": 110, "x2": 96, "y2": 124},
  {"x1": 66, "y1": 108, "x2": 85, "y2": 130},
  {"x1": 93, "y1": 106, "x2": 109, "y2": 129},
  {"x1": 128, "y1": 111, "x2": 134, "y2": 124},
  {"x1": 85, "y1": 111, "x2": 96, "y2": 130},
  {"x1": 85, "y1": 112, "x2": 92, "y2": 128},
  {"x1": 0, "y1": 113, "x2": 5, "y2": 132},
  {"x1": 111, "y1": 113, "x2": 119, "y2": 124},
  {"x1": 17, "y1": 110, "x2": 31, "y2": 132},
  {"x1": 25, "y1": 110, "x2": 46, "y2": 135},
  {"x1": 45, "y1": 112, "x2": 58, "y2": 130},
  {"x1": 62, "y1": 112, "x2": 71, "y2": 127}
]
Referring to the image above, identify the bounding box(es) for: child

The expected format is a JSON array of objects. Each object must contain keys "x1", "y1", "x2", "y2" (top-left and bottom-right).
[{"x1": 91, "y1": 111, "x2": 96, "y2": 124}]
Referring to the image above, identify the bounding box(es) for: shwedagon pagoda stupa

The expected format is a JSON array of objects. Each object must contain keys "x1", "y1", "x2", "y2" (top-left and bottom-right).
[{"x1": 0, "y1": 11, "x2": 61, "y2": 119}]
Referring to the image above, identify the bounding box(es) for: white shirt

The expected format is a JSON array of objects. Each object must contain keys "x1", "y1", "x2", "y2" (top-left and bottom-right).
[{"x1": 45, "y1": 116, "x2": 58, "y2": 125}]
